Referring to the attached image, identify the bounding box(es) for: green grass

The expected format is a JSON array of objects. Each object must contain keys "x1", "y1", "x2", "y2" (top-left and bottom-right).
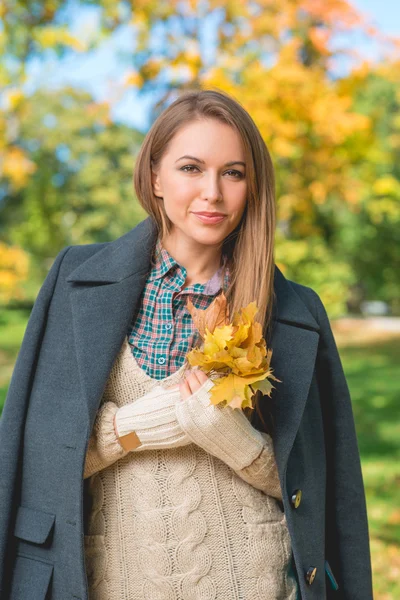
[
  {"x1": 339, "y1": 338, "x2": 400, "y2": 599},
  {"x1": 0, "y1": 309, "x2": 399, "y2": 598}
]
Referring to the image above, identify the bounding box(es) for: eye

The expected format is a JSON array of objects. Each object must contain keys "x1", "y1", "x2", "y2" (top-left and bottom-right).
[
  {"x1": 226, "y1": 169, "x2": 244, "y2": 179},
  {"x1": 180, "y1": 165, "x2": 199, "y2": 173},
  {"x1": 180, "y1": 165, "x2": 244, "y2": 178}
]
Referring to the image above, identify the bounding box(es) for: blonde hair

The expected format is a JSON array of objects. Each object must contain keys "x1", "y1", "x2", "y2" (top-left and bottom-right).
[{"x1": 133, "y1": 89, "x2": 277, "y2": 433}]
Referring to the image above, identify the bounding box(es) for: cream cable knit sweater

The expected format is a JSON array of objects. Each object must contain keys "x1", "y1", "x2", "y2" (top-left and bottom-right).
[{"x1": 83, "y1": 337, "x2": 298, "y2": 600}]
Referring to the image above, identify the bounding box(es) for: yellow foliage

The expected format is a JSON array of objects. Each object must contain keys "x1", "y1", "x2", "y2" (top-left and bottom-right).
[
  {"x1": 6, "y1": 89, "x2": 24, "y2": 110},
  {"x1": 1, "y1": 146, "x2": 36, "y2": 189},
  {"x1": 85, "y1": 102, "x2": 112, "y2": 127},
  {"x1": 184, "y1": 293, "x2": 280, "y2": 411},
  {"x1": 201, "y1": 36, "x2": 374, "y2": 222},
  {"x1": 309, "y1": 180, "x2": 327, "y2": 204},
  {"x1": 367, "y1": 197, "x2": 400, "y2": 224},
  {"x1": 141, "y1": 58, "x2": 163, "y2": 80},
  {"x1": 373, "y1": 175, "x2": 400, "y2": 197},
  {"x1": 308, "y1": 27, "x2": 330, "y2": 55},
  {"x1": 33, "y1": 27, "x2": 86, "y2": 52},
  {"x1": 0, "y1": 243, "x2": 30, "y2": 304},
  {"x1": 123, "y1": 70, "x2": 144, "y2": 88}
]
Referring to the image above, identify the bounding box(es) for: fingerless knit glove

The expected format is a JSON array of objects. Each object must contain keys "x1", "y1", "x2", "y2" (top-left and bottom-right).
[
  {"x1": 174, "y1": 377, "x2": 266, "y2": 471},
  {"x1": 84, "y1": 401, "x2": 129, "y2": 479},
  {"x1": 114, "y1": 384, "x2": 192, "y2": 451}
]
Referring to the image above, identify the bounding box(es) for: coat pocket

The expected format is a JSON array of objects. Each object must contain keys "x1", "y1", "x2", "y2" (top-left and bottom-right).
[
  {"x1": 9, "y1": 554, "x2": 53, "y2": 600},
  {"x1": 325, "y1": 560, "x2": 339, "y2": 591},
  {"x1": 13, "y1": 505, "x2": 56, "y2": 546}
]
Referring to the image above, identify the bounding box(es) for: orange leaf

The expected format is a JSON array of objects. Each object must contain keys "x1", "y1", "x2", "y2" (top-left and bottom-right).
[{"x1": 186, "y1": 291, "x2": 230, "y2": 339}]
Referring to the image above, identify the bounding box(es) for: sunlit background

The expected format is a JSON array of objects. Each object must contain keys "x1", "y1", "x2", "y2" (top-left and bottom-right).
[{"x1": 1, "y1": 1, "x2": 399, "y2": 596}]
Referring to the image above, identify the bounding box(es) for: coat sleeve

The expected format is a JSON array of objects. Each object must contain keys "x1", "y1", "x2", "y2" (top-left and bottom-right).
[
  {"x1": 311, "y1": 289, "x2": 373, "y2": 600},
  {"x1": 0, "y1": 245, "x2": 71, "y2": 595}
]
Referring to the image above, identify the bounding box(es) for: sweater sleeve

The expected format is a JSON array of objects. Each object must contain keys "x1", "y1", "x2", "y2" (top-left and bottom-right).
[
  {"x1": 233, "y1": 431, "x2": 282, "y2": 501},
  {"x1": 83, "y1": 402, "x2": 129, "y2": 479},
  {"x1": 84, "y1": 401, "x2": 282, "y2": 502}
]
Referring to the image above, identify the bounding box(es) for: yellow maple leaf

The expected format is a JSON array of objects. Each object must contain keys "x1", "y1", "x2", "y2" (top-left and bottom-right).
[
  {"x1": 185, "y1": 291, "x2": 281, "y2": 411},
  {"x1": 208, "y1": 370, "x2": 271, "y2": 410},
  {"x1": 205, "y1": 324, "x2": 234, "y2": 352}
]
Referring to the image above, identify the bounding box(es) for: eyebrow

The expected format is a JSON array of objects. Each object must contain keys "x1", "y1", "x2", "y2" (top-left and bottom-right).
[{"x1": 175, "y1": 155, "x2": 245, "y2": 168}]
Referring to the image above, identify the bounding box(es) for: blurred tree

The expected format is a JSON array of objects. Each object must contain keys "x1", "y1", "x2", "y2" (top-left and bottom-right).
[
  {"x1": 0, "y1": 242, "x2": 29, "y2": 304},
  {"x1": 335, "y1": 63, "x2": 400, "y2": 313},
  {"x1": 120, "y1": 0, "x2": 393, "y2": 315},
  {"x1": 0, "y1": 0, "x2": 88, "y2": 191},
  {"x1": 0, "y1": 0, "x2": 398, "y2": 314},
  {"x1": 0, "y1": 87, "x2": 146, "y2": 284}
]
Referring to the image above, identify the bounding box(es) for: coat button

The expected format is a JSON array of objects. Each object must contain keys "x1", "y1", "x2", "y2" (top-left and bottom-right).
[
  {"x1": 305, "y1": 566, "x2": 317, "y2": 585},
  {"x1": 291, "y1": 489, "x2": 302, "y2": 508}
]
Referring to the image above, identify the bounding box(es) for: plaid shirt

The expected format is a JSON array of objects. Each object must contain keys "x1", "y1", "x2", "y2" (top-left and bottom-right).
[{"x1": 127, "y1": 237, "x2": 230, "y2": 380}]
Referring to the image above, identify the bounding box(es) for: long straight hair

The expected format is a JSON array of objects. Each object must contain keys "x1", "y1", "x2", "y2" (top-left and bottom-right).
[{"x1": 133, "y1": 89, "x2": 277, "y2": 435}]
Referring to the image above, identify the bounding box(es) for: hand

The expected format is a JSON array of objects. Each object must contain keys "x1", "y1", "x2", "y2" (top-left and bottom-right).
[
  {"x1": 179, "y1": 368, "x2": 210, "y2": 399},
  {"x1": 114, "y1": 384, "x2": 192, "y2": 451},
  {"x1": 174, "y1": 373, "x2": 266, "y2": 472},
  {"x1": 168, "y1": 368, "x2": 211, "y2": 399}
]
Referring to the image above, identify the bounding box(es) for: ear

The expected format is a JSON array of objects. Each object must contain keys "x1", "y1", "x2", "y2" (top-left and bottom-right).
[{"x1": 151, "y1": 164, "x2": 163, "y2": 198}]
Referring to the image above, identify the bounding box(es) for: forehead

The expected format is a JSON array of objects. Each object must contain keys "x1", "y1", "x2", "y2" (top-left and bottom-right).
[{"x1": 165, "y1": 119, "x2": 246, "y2": 160}]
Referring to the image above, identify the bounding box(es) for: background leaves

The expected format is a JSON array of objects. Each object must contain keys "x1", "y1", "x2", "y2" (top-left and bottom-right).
[{"x1": 0, "y1": 0, "x2": 399, "y2": 315}]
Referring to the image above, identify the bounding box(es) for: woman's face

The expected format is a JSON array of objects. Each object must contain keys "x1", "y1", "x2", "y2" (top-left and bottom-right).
[{"x1": 151, "y1": 118, "x2": 248, "y2": 252}]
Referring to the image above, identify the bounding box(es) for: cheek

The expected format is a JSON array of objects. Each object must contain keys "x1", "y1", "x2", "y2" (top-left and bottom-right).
[
  {"x1": 230, "y1": 188, "x2": 247, "y2": 214},
  {"x1": 163, "y1": 190, "x2": 191, "y2": 216},
  {"x1": 165, "y1": 178, "x2": 197, "y2": 205},
  {"x1": 227, "y1": 178, "x2": 247, "y2": 199}
]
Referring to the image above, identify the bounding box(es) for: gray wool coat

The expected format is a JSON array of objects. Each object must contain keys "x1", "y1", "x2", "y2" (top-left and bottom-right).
[{"x1": 0, "y1": 216, "x2": 373, "y2": 600}]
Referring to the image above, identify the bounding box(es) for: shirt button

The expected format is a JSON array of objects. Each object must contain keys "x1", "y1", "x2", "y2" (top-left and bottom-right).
[
  {"x1": 157, "y1": 357, "x2": 166, "y2": 365},
  {"x1": 165, "y1": 323, "x2": 172, "y2": 330}
]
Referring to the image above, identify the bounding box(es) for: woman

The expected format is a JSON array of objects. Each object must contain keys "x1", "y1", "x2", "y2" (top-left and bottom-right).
[{"x1": 0, "y1": 89, "x2": 373, "y2": 600}]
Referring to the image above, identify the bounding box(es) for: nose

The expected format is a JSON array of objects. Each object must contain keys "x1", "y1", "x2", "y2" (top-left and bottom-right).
[{"x1": 200, "y1": 173, "x2": 223, "y2": 203}]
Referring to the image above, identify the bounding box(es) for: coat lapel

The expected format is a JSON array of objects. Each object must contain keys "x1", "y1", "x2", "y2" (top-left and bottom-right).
[
  {"x1": 66, "y1": 216, "x2": 320, "y2": 477},
  {"x1": 66, "y1": 217, "x2": 158, "y2": 431},
  {"x1": 267, "y1": 278, "x2": 320, "y2": 475}
]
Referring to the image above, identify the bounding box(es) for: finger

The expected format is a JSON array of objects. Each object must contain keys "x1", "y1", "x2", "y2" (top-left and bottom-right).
[
  {"x1": 179, "y1": 379, "x2": 191, "y2": 400},
  {"x1": 190, "y1": 368, "x2": 209, "y2": 384},
  {"x1": 196, "y1": 370, "x2": 209, "y2": 384},
  {"x1": 185, "y1": 370, "x2": 205, "y2": 392},
  {"x1": 185, "y1": 370, "x2": 210, "y2": 394}
]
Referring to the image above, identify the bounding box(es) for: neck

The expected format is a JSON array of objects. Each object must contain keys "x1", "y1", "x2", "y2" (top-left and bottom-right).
[{"x1": 160, "y1": 235, "x2": 224, "y2": 284}]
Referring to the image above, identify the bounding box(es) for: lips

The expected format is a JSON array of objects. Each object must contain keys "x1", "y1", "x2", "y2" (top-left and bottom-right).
[
  {"x1": 193, "y1": 212, "x2": 226, "y2": 217},
  {"x1": 193, "y1": 213, "x2": 226, "y2": 224}
]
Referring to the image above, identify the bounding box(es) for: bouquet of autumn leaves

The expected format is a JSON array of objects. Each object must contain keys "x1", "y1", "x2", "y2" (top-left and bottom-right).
[{"x1": 183, "y1": 291, "x2": 280, "y2": 411}]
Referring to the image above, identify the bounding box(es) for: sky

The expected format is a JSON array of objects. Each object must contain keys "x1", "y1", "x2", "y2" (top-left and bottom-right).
[
  {"x1": 25, "y1": 0, "x2": 400, "y2": 132},
  {"x1": 352, "y1": 0, "x2": 400, "y2": 36}
]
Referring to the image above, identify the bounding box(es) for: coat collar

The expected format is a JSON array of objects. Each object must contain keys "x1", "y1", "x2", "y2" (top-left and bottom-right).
[
  {"x1": 67, "y1": 215, "x2": 319, "y2": 332},
  {"x1": 67, "y1": 216, "x2": 320, "y2": 483}
]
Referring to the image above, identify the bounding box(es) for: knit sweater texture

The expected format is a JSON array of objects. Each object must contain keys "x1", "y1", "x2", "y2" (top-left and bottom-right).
[
  {"x1": 83, "y1": 338, "x2": 298, "y2": 600},
  {"x1": 83, "y1": 238, "x2": 298, "y2": 599}
]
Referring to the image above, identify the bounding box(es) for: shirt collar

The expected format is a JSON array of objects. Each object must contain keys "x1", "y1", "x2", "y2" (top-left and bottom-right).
[{"x1": 148, "y1": 238, "x2": 229, "y2": 296}]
